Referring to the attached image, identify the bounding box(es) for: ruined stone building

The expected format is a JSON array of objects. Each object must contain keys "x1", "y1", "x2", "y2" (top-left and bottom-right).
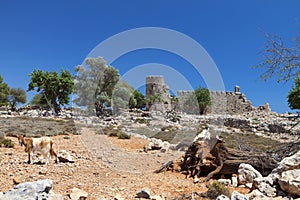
[
  {"x1": 146, "y1": 76, "x2": 171, "y2": 112},
  {"x1": 146, "y1": 76, "x2": 269, "y2": 115}
]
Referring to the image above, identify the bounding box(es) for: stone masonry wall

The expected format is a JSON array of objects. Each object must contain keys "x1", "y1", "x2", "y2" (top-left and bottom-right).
[
  {"x1": 146, "y1": 76, "x2": 257, "y2": 115},
  {"x1": 146, "y1": 76, "x2": 171, "y2": 112},
  {"x1": 177, "y1": 87, "x2": 254, "y2": 115}
]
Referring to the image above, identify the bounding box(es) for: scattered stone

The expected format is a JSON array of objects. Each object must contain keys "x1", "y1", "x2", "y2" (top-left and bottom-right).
[
  {"x1": 231, "y1": 191, "x2": 249, "y2": 200},
  {"x1": 150, "y1": 195, "x2": 165, "y2": 200},
  {"x1": 48, "y1": 190, "x2": 63, "y2": 200},
  {"x1": 232, "y1": 175, "x2": 238, "y2": 187},
  {"x1": 218, "y1": 179, "x2": 231, "y2": 186},
  {"x1": 39, "y1": 169, "x2": 47, "y2": 175},
  {"x1": 216, "y1": 194, "x2": 230, "y2": 200},
  {"x1": 238, "y1": 163, "x2": 262, "y2": 185},
  {"x1": 135, "y1": 189, "x2": 151, "y2": 199},
  {"x1": 114, "y1": 194, "x2": 124, "y2": 200},
  {"x1": 246, "y1": 189, "x2": 269, "y2": 200},
  {"x1": 193, "y1": 177, "x2": 199, "y2": 184},
  {"x1": 58, "y1": 150, "x2": 75, "y2": 163},
  {"x1": 13, "y1": 177, "x2": 22, "y2": 185},
  {"x1": 252, "y1": 177, "x2": 277, "y2": 197},
  {"x1": 69, "y1": 187, "x2": 88, "y2": 200},
  {"x1": 278, "y1": 169, "x2": 300, "y2": 197},
  {"x1": 245, "y1": 183, "x2": 253, "y2": 189}
]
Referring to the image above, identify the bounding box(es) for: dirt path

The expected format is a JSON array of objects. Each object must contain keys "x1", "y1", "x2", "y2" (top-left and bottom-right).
[
  {"x1": 0, "y1": 128, "x2": 210, "y2": 199},
  {"x1": 80, "y1": 127, "x2": 182, "y2": 174}
]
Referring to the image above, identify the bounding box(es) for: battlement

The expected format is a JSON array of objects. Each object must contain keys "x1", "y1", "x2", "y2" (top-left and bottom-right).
[
  {"x1": 145, "y1": 76, "x2": 260, "y2": 115},
  {"x1": 146, "y1": 76, "x2": 165, "y2": 85}
]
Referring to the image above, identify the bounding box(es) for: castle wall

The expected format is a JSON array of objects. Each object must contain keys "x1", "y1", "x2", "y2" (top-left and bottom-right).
[
  {"x1": 177, "y1": 88, "x2": 253, "y2": 115},
  {"x1": 145, "y1": 75, "x2": 256, "y2": 115},
  {"x1": 208, "y1": 91, "x2": 253, "y2": 114}
]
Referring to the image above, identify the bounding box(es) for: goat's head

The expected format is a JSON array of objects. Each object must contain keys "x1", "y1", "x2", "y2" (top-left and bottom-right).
[{"x1": 17, "y1": 135, "x2": 26, "y2": 146}]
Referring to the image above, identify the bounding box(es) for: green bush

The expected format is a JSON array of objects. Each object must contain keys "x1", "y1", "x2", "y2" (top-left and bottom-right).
[
  {"x1": 103, "y1": 125, "x2": 131, "y2": 139},
  {"x1": 117, "y1": 132, "x2": 131, "y2": 139},
  {"x1": 205, "y1": 181, "x2": 230, "y2": 199},
  {"x1": 134, "y1": 118, "x2": 149, "y2": 124},
  {"x1": 0, "y1": 138, "x2": 14, "y2": 148}
]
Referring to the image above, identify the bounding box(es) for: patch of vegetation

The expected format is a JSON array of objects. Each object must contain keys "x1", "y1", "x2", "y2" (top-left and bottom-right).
[
  {"x1": 151, "y1": 126, "x2": 178, "y2": 143},
  {"x1": 0, "y1": 117, "x2": 78, "y2": 138},
  {"x1": 117, "y1": 132, "x2": 131, "y2": 139},
  {"x1": 0, "y1": 137, "x2": 14, "y2": 148},
  {"x1": 134, "y1": 118, "x2": 149, "y2": 124},
  {"x1": 204, "y1": 181, "x2": 230, "y2": 199},
  {"x1": 63, "y1": 136, "x2": 70, "y2": 139},
  {"x1": 101, "y1": 125, "x2": 131, "y2": 139},
  {"x1": 221, "y1": 131, "x2": 282, "y2": 152}
]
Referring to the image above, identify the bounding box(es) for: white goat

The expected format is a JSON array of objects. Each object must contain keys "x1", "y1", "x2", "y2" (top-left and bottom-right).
[{"x1": 18, "y1": 135, "x2": 58, "y2": 164}]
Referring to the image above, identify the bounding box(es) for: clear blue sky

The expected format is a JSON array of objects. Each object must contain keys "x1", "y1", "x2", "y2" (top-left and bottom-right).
[{"x1": 0, "y1": 0, "x2": 299, "y2": 113}]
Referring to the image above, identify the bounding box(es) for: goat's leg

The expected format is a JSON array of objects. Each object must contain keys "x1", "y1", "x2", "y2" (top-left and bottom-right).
[
  {"x1": 27, "y1": 152, "x2": 31, "y2": 164},
  {"x1": 45, "y1": 152, "x2": 50, "y2": 165},
  {"x1": 30, "y1": 151, "x2": 34, "y2": 164}
]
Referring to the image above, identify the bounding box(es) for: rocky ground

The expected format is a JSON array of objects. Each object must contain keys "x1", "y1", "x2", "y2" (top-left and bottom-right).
[
  {"x1": 0, "y1": 128, "x2": 241, "y2": 200},
  {"x1": 0, "y1": 109, "x2": 299, "y2": 199}
]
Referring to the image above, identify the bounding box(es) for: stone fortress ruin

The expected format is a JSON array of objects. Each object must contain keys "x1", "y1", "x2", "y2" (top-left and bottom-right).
[
  {"x1": 146, "y1": 75, "x2": 270, "y2": 115},
  {"x1": 146, "y1": 76, "x2": 172, "y2": 112}
]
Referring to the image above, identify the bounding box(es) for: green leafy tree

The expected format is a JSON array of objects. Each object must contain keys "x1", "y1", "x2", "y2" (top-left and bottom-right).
[
  {"x1": 181, "y1": 87, "x2": 211, "y2": 115},
  {"x1": 253, "y1": 31, "x2": 300, "y2": 83},
  {"x1": 30, "y1": 93, "x2": 49, "y2": 108},
  {"x1": 28, "y1": 69, "x2": 74, "y2": 114},
  {"x1": 8, "y1": 88, "x2": 27, "y2": 111},
  {"x1": 287, "y1": 74, "x2": 300, "y2": 110},
  {"x1": 129, "y1": 90, "x2": 146, "y2": 109},
  {"x1": 0, "y1": 75, "x2": 9, "y2": 107},
  {"x1": 74, "y1": 57, "x2": 120, "y2": 116},
  {"x1": 194, "y1": 87, "x2": 212, "y2": 114}
]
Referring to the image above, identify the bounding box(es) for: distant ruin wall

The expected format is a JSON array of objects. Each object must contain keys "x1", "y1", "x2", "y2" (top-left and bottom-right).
[
  {"x1": 177, "y1": 87, "x2": 255, "y2": 115},
  {"x1": 146, "y1": 76, "x2": 266, "y2": 115},
  {"x1": 208, "y1": 91, "x2": 253, "y2": 114}
]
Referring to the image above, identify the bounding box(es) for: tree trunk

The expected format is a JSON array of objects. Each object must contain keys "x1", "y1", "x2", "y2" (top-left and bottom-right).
[{"x1": 156, "y1": 138, "x2": 279, "y2": 181}]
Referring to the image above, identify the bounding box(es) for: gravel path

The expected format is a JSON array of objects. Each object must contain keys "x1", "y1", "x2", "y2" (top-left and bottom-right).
[{"x1": 80, "y1": 127, "x2": 182, "y2": 174}]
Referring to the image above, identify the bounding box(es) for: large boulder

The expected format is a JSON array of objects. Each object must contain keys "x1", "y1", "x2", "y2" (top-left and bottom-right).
[
  {"x1": 270, "y1": 150, "x2": 300, "y2": 180},
  {"x1": 278, "y1": 169, "x2": 300, "y2": 197},
  {"x1": 268, "y1": 150, "x2": 300, "y2": 189},
  {"x1": 238, "y1": 163, "x2": 262, "y2": 187},
  {"x1": 0, "y1": 179, "x2": 52, "y2": 200}
]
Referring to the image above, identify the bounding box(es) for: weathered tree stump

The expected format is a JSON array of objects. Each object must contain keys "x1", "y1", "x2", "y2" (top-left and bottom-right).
[{"x1": 156, "y1": 138, "x2": 279, "y2": 181}]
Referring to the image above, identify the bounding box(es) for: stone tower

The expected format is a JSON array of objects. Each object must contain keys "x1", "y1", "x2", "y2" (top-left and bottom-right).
[{"x1": 146, "y1": 76, "x2": 171, "y2": 112}]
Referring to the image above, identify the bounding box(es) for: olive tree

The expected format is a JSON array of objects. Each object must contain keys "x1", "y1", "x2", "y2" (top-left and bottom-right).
[
  {"x1": 181, "y1": 87, "x2": 211, "y2": 115},
  {"x1": 74, "y1": 57, "x2": 120, "y2": 116},
  {"x1": 28, "y1": 69, "x2": 74, "y2": 114},
  {"x1": 8, "y1": 88, "x2": 27, "y2": 111}
]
